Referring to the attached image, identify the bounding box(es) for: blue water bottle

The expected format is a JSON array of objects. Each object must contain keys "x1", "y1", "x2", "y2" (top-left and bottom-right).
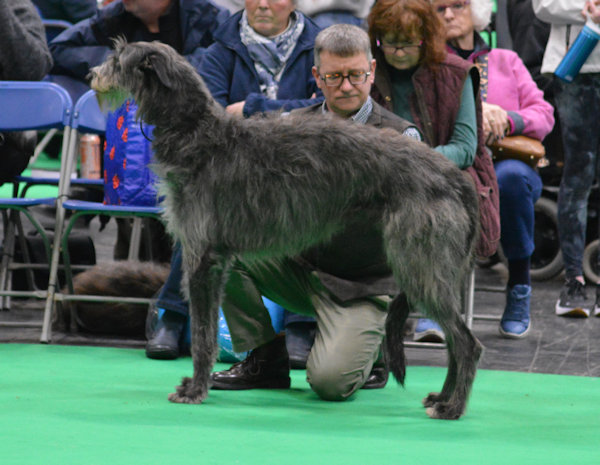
[{"x1": 555, "y1": 18, "x2": 600, "y2": 82}]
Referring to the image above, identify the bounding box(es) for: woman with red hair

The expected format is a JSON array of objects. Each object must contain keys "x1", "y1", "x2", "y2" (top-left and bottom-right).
[
  {"x1": 368, "y1": 0, "x2": 495, "y2": 342},
  {"x1": 438, "y1": 0, "x2": 554, "y2": 337}
]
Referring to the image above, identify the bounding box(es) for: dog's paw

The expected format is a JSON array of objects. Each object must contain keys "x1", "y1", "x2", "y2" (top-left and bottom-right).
[
  {"x1": 422, "y1": 392, "x2": 446, "y2": 408},
  {"x1": 167, "y1": 377, "x2": 207, "y2": 404},
  {"x1": 425, "y1": 401, "x2": 464, "y2": 420},
  {"x1": 168, "y1": 391, "x2": 205, "y2": 404}
]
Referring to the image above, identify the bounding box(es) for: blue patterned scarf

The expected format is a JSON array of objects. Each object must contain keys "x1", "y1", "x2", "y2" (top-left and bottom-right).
[{"x1": 240, "y1": 10, "x2": 305, "y2": 100}]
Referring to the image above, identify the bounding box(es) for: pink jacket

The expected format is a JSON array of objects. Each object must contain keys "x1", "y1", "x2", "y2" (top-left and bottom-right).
[{"x1": 450, "y1": 37, "x2": 555, "y2": 142}]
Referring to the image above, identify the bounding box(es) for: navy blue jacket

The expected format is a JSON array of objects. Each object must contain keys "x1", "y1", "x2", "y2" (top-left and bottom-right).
[
  {"x1": 33, "y1": 0, "x2": 98, "y2": 24},
  {"x1": 198, "y1": 10, "x2": 323, "y2": 116},
  {"x1": 49, "y1": 0, "x2": 230, "y2": 81}
]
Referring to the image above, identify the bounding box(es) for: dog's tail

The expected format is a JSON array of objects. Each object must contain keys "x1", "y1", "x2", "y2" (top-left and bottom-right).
[{"x1": 384, "y1": 293, "x2": 411, "y2": 386}]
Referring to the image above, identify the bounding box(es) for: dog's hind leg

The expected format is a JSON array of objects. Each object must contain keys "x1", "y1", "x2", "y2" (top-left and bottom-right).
[
  {"x1": 422, "y1": 279, "x2": 466, "y2": 409},
  {"x1": 424, "y1": 300, "x2": 483, "y2": 420},
  {"x1": 384, "y1": 208, "x2": 482, "y2": 419},
  {"x1": 168, "y1": 249, "x2": 231, "y2": 404},
  {"x1": 422, "y1": 357, "x2": 457, "y2": 408}
]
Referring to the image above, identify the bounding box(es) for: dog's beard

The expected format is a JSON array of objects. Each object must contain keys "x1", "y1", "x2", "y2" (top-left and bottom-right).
[{"x1": 94, "y1": 87, "x2": 131, "y2": 113}]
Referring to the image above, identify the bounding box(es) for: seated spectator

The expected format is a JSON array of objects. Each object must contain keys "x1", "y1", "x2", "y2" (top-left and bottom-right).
[
  {"x1": 435, "y1": 0, "x2": 554, "y2": 337},
  {"x1": 0, "y1": 0, "x2": 53, "y2": 184},
  {"x1": 368, "y1": 0, "x2": 485, "y2": 343},
  {"x1": 33, "y1": 0, "x2": 97, "y2": 24},
  {"x1": 199, "y1": 0, "x2": 323, "y2": 116},
  {"x1": 145, "y1": 0, "x2": 323, "y2": 361},
  {"x1": 49, "y1": 0, "x2": 229, "y2": 82},
  {"x1": 214, "y1": 1, "x2": 377, "y2": 32},
  {"x1": 207, "y1": 24, "x2": 422, "y2": 400}
]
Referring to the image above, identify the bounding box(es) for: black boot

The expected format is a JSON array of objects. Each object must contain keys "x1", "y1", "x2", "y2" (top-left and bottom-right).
[
  {"x1": 361, "y1": 365, "x2": 389, "y2": 389},
  {"x1": 211, "y1": 334, "x2": 291, "y2": 390},
  {"x1": 145, "y1": 310, "x2": 186, "y2": 360}
]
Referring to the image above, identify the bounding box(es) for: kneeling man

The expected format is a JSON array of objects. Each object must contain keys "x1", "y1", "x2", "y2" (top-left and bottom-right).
[{"x1": 212, "y1": 24, "x2": 422, "y2": 400}]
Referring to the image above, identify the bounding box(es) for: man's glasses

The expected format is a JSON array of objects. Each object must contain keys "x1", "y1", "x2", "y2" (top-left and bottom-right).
[
  {"x1": 319, "y1": 70, "x2": 371, "y2": 87},
  {"x1": 435, "y1": 0, "x2": 471, "y2": 15},
  {"x1": 377, "y1": 40, "x2": 423, "y2": 55}
]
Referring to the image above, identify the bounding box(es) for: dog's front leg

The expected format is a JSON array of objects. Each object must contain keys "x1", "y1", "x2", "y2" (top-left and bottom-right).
[{"x1": 168, "y1": 250, "x2": 231, "y2": 404}]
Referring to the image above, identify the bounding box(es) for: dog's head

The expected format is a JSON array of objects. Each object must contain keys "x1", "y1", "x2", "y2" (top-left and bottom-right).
[{"x1": 90, "y1": 39, "x2": 196, "y2": 112}]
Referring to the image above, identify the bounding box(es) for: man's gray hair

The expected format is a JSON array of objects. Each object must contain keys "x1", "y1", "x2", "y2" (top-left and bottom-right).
[
  {"x1": 468, "y1": 0, "x2": 493, "y2": 32},
  {"x1": 313, "y1": 24, "x2": 372, "y2": 68}
]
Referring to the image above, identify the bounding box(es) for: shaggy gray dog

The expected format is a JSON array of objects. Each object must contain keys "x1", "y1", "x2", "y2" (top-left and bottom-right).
[{"x1": 90, "y1": 40, "x2": 483, "y2": 420}]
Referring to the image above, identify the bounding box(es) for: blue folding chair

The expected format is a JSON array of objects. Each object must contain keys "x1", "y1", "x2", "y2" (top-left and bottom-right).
[
  {"x1": 0, "y1": 81, "x2": 73, "y2": 333},
  {"x1": 43, "y1": 90, "x2": 164, "y2": 342}
]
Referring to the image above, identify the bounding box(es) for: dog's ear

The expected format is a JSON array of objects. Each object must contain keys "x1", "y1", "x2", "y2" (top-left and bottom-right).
[{"x1": 139, "y1": 52, "x2": 175, "y2": 90}]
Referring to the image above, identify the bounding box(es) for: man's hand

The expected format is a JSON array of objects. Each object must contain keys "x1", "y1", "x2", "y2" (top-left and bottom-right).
[
  {"x1": 482, "y1": 102, "x2": 510, "y2": 145},
  {"x1": 226, "y1": 101, "x2": 246, "y2": 116}
]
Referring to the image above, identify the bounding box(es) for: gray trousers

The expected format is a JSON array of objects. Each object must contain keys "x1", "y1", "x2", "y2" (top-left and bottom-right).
[
  {"x1": 553, "y1": 74, "x2": 600, "y2": 278},
  {"x1": 221, "y1": 258, "x2": 388, "y2": 401}
]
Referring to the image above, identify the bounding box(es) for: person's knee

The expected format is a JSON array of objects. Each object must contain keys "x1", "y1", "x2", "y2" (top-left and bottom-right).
[
  {"x1": 496, "y1": 161, "x2": 531, "y2": 195},
  {"x1": 307, "y1": 360, "x2": 362, "y2": 401}
]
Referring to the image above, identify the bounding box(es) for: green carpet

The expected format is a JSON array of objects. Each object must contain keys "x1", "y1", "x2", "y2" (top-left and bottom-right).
[{"x1": 1, "y1": 344, "x2": 598, "y2": 465}]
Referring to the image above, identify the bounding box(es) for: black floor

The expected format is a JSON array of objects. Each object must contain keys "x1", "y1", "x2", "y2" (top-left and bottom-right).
[
  {"x1": 1, "y1": 206, "x2": 599, "y2": 377},
  {"x1": 407, "y1": 266, "x2": 600, "y2": 377}
]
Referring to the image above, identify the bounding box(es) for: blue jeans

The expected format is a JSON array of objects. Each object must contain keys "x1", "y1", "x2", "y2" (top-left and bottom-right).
[
  {"x1": 495, "y1": 159, "x2": 542, "y2": 260},
  {"x1": 554, "y1": 74, "x2": 600, "y2": 278},
  {"x1": 155, "y1": 244, "x2": 188, "y2": 315}
]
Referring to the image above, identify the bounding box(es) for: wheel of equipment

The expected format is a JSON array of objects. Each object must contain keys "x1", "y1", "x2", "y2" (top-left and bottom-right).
[
  {"x1": 583, "y1": 239, "x2": 600, "y2": 284},
  {"x1": 530, "y1": 196, "x2": 564, "y2": 281}
]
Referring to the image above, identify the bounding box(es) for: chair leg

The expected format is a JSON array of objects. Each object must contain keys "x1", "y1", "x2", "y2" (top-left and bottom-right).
[
  {"x1": 142, "y1": 218, "x2": 154, "y2": 261},
  {"x1": 32, "y1": 128, "x2": 58, "y2": 165},
  {"x1": 463, "y1": 269, "x2": 475, "y2": 330},
  {"x1": 41, "y1": 127, "x2": 76, "y2": 343},
  {"x1": 41, "y1": 208, "x2": 65, "y2": 343},
  {"x1": 0, "y1": 213, "x2": 16, "y2": 311},
  {"x1": 128, "y1": 217, "x2": 143, "y2": 261}
]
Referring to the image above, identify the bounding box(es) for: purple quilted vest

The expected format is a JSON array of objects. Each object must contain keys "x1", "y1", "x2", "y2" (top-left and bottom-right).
[{"x1": 372, "y1": 53, "x2": 500, "y2": 258}]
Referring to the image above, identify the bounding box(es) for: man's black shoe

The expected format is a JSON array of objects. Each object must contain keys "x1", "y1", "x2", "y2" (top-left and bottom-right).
[
  {"x1": 361, "y1": 365, "x2": 389, "y2": 389},
  {"x1": 211, "y1": 335, "x2": 291, "y2": 390},
  {"x1": 145, "y1": 311, "x2": 186, "y2": 360}
]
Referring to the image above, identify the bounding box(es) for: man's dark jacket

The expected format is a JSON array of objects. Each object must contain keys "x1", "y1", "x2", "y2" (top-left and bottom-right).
[{"x1": 292, "y1": 101, "x2": 422, "y2": 301}]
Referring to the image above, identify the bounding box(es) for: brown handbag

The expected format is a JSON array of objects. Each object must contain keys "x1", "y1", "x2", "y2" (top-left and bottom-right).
[{"x1": 489, "y1": 135, "x2": 547, "y2": 169}]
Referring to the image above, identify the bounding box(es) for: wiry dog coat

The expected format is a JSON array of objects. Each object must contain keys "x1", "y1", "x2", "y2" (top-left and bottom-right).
[{"x1": 91, "y1": 40, "x2": 483, "y2": 420}]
